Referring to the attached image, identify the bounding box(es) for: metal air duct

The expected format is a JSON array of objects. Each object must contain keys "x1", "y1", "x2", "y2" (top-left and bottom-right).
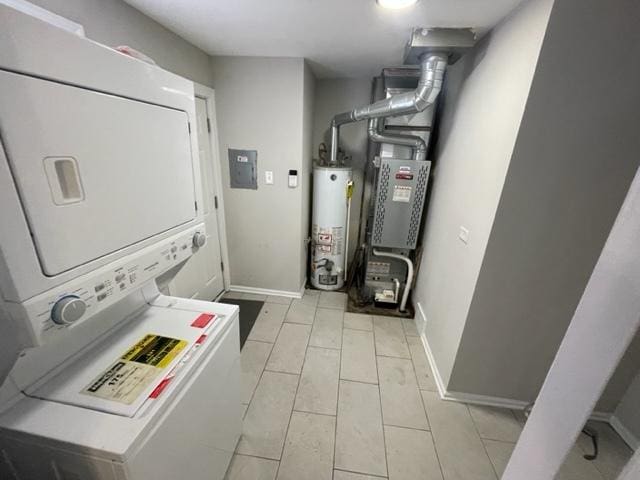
[
  {"x1": 367, "y1": 117, "x2": 427, "y2": 161},
  {"x1": 330, "y1": 53, "x2": 447, "y2": 164}
]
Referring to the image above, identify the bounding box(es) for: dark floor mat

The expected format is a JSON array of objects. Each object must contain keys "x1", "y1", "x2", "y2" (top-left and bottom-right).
[{"x1": 217, "y1": 298, "x2": 264, "y2": 349}]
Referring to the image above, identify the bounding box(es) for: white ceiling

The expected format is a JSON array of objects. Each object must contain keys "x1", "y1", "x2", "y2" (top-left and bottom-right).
[{"x1": 124, "y1": 0, "x2": 524, "y2": 78}]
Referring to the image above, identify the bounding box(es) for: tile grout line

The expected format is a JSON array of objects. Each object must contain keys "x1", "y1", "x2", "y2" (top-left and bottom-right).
[
  {"x1": 273, "y1": 298, "x2": 316, "y2": 480},
  {"x1": 292, "y1": 408, "x2": 337, "y2": 419},
  {"x1": 232, "y1": 452, "x2": 284, "y2": 463},
  {"x1": 406, "y1": 328, "x2": 435, "y2": 434},
  {"x1": 372, "y1": 319, "x2": 390, "y2": 479},
  {"x1": 333, "y1": 467, "x2": 388, "y2": 479},
  {"x1": 262, "y1": 305, "x2": 291, "y2": 378},
  {"x1": 245, "y1": 338, "x2": 275, "y2": 346},
  {"x1": 332, "y1": 323, "x2": 344, "y2": 480},
  {"x1": 241, "y1": 304, "x2": 280, "y2": 409},
  {"x1": 468, "y1": 402, "x2": 501, "y2": 480},
  {"x1": 242, "y1": 341, "x2": 275, "y2": 407},
  {"x1": 405, "y1": 328, "x2": 447, "y2": 480},
  {"x1": 239, "y1": 301, "x2": 290, "y2": 459}
]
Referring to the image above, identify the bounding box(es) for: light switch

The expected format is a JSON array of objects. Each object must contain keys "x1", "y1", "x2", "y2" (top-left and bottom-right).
[
  {"x1": 265, "y1": 171, "x2": 274, "y2": 185},
  {"x1": 459, "y1": 226, "x2": 470, "y2": 244}
]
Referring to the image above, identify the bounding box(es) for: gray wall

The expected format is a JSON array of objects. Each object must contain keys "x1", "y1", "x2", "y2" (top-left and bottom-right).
[
  {"x1": 446, "y1": 0, "x2": 640, "y2": 406},
  {"x1": 311, "y1": 78, "x2": 372, "y2": 263},
  {"x1": 211, "y1": 56, "x2": 313, "y2": 294},
  {"x1": 28, "y1": 0, "x2": 213, "y2": 86},
  {"x1": 413, "y1": 0, "x2": 554, "y2": 387}
]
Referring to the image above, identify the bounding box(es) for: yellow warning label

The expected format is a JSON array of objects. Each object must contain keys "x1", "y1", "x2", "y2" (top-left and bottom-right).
[
  {"x1": 346, "y1": 181, "x2": 354, "y2": 199},
  {"x1": 121, "y1": 334, "x2": 187, "y2": 369},
  {"x1": 81, "y1": 334, "x2": 187, "y2": 404}
]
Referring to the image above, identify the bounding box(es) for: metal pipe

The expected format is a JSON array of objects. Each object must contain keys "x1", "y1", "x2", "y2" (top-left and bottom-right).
[
  {"x1": 392, "y1": 278, "x2": 400, "y2": 304},
  {"x1": 329, "y1": 53, "x2": 447, "y2": 164},
  {"x1": 367, "y1": 118, "x2": 427, "y2": 161},
  {"x1": 372, "y1": 249, "x2": 414, "y2": 312},
  {"x1": 330, "y1": 121, "x2": 339, "y2": 165}
]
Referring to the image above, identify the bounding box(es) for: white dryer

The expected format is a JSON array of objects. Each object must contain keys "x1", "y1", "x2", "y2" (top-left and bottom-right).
[{"x1": 0, "y1": 5, "x2": 241, "y2": 479}]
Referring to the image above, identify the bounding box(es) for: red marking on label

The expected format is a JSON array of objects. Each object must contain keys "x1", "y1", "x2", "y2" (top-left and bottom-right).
[
  {"x1": 191, "y1": 313, "x2": 215, "y2": 328},
  {"x1": 395, "y1": 173, "x2": 414, "y2": 180},
  {"x1": 196, "y1": 334, "x2": 208, "y2": 345},
  {"x1": 318, "y1": 233, "x2": 332, "y2": 244},
  {"x1": 149, "y1": 378, "x2": 172, "y2": 399}
]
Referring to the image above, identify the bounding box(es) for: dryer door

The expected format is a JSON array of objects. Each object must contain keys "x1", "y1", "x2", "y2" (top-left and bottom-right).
[{"x1": 0, "y1": 70, "x2": 196, "y2": 276}]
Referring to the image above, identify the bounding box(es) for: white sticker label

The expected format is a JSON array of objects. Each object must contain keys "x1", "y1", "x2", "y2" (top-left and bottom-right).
[
  {"x1": 82, "y1": 361, "x2": 161, "y2": 404},
  {"x1": 392, "y1": 185, "x2": 412, "y2": 203},
  {"x1": 81, "y1": 334, "x2": 187, "y2": 404},
  {"x1": 237, "y1": 155, "x2": 248, "y2": 163}
]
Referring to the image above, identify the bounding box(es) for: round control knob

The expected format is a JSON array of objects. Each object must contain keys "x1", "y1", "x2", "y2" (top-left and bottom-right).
[
  {"x1": 51, "y1": 296, "x2": 87, "y2": 325},
  {"x1": 193, "y1": 232, "x2": 207, "y2": 248}
]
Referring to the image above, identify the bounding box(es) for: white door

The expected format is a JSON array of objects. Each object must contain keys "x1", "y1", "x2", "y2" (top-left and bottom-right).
[{"x1": 169, "y1": 96, "x2": 225, "y2": 300}]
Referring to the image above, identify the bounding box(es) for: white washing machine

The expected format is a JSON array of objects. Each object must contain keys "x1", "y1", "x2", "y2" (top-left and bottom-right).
[{"x1": 0, "y1": 5, "x2": 241, "y2": 479}]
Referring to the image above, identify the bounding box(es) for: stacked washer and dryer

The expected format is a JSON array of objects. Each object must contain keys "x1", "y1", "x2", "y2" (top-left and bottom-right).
[{"x1": 0, "y1": 5, "x2": 240, "y2": 479}]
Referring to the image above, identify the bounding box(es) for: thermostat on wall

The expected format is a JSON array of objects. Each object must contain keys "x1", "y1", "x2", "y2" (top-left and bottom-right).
[{"x1": 288, "y1": 169, "x2": 298, "y2": 188}]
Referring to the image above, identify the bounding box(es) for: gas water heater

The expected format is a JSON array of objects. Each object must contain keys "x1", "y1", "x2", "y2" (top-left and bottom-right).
[{"x1": 310, "y1": 165, "x2": 353, "y2": 290}]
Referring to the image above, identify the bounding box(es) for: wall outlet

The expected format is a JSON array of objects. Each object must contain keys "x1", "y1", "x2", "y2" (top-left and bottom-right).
[
  {"x1": 459, "y1": 226, "x2": 470, "y2": 244},
  {"x1": 265, "y1": 170, "x2": 274, "y2": 185}
]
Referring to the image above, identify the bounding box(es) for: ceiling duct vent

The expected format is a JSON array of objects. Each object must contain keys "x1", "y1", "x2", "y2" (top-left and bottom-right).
[{"x1": 404, "y1": 27, "x2": 476, "y2": 65}]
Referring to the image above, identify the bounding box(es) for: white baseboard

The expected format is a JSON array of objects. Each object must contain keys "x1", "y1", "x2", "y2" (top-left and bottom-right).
[
  {"x1": 229, "y1": 284, "x2": 303, "y2": 299},
  {"x1": 415, "y1": 305, "x2": 524, "y2": 409},
  {"x1": 417, "y1": 303, "x2": 640, "y2": 452},
  {"x1": 419, "y1": 330, "x2": 448, "y2": 399},
  {"x1": 589, "y1": 411, "x2": 613, "y2": 422},
  {"x1": 444, "y1": 389, "x2": 531, "y2": 410},
  {"x1": 415, "y1": 302, "x2": 428, "y2": 335},
  {"x1": 610, "y1": 415, "x2": 640, "y2": 450}
]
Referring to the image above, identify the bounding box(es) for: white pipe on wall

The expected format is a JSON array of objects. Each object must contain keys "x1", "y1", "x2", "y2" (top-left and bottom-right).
[{"x1": 372, "y1": 249, "x2": 413, "y2": 312}]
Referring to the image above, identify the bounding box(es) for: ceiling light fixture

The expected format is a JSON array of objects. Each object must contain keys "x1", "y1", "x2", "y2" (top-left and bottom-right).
[{"x1": 376, "y1": 0, "x2": 418, "y2": 9}]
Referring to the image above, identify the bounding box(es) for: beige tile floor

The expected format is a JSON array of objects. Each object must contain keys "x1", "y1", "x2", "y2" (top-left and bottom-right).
[{"x1": 224, "y1": 290, "x2": 634, "y2": 480}]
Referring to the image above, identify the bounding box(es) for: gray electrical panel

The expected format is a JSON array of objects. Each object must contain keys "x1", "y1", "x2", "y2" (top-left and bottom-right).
[
  {"x1": 228, "y1": 149, "x2": 257, "y2": 189},
  {"x1": 371, "y1": 158, "x2": 431, "y2": 249}
]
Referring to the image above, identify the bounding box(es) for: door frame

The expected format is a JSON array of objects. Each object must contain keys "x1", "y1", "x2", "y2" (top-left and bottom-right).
[{"x1": 194, "y1": 82, "x2": 231, "y2": 293}]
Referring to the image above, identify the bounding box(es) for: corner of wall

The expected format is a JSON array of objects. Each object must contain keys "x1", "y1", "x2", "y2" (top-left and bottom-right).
[{"x1": 413, "y1": 0, "x2": 554, "y2": 395}]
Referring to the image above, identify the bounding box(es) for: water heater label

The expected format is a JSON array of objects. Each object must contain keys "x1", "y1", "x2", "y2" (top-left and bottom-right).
[
  {"x1": 319, "y1": 274, "x2": 338, "y2": 285},
  {"x1": 313, "y1": 225, "x2": 344, "y2": 256},
  {"x1": 318, "y1": 233, "x2": 332, "y2": 244},
  {"x1": 392, "y1": 185, "x2": 412, "y2": 203}
]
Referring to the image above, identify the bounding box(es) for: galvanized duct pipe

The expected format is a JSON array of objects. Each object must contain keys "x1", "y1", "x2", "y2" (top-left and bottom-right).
[
  {"x1": 330, "y1": 53, "x2": 447, "y2": 164},
  {"x1": 367, "y1": 118, "x2": 427, "y2": 161}
]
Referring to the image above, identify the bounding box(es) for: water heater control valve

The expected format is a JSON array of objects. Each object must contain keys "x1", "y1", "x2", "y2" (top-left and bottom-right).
[{"x1": 193, "y1": 232, "x2": 207, "y2": 248}]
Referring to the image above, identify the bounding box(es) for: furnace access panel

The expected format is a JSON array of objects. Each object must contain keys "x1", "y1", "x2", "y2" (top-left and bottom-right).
[{"x1": 372, "y1": 158, "x2": 431, "y2": 249}]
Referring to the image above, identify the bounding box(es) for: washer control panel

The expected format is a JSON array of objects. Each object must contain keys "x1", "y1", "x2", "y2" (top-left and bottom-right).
[{"x1": 15, "y1": 226, "x2": 206, "y2": 345}]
